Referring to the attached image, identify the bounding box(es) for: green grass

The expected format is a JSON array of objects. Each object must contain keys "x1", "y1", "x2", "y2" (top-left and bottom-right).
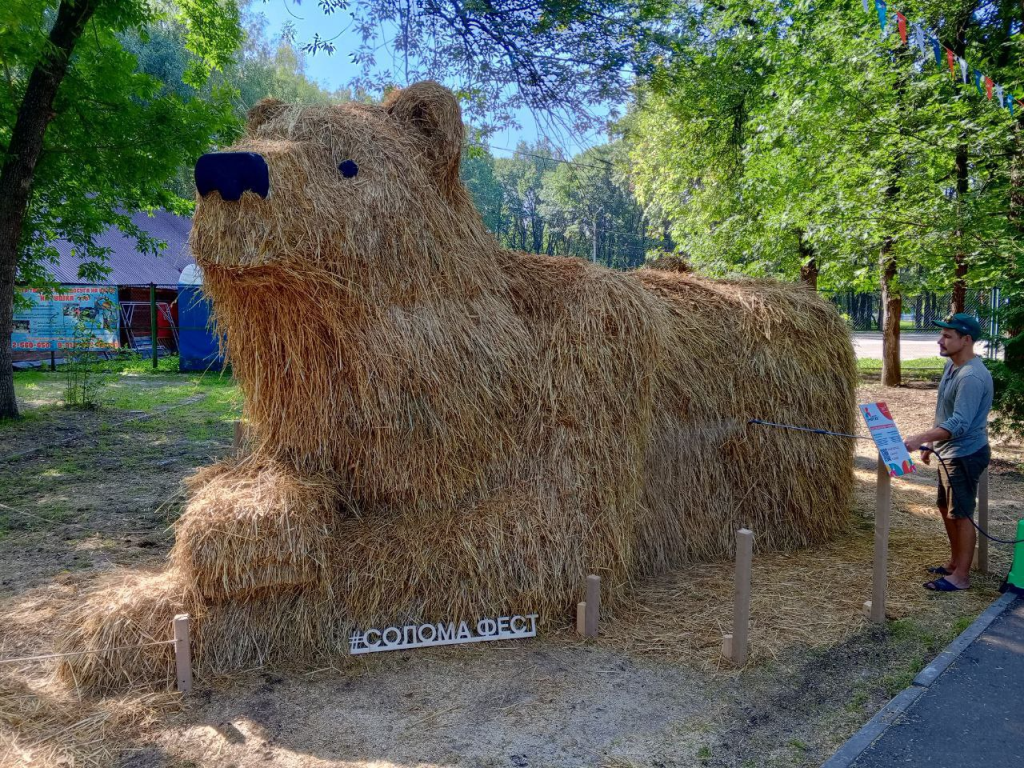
[
  {"x1": 9, "y1": 365, "x2": 239, "y2": 415},
  {"x1": 857, "y1": 356, "x2": 946, "y2": 381},
  {"x1": 1, "y1": 370, "x2": 241, "y2": 539}
]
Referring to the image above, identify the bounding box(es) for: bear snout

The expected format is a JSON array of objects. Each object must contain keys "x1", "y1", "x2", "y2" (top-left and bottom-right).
[{"x1": 195, "y1": 152, "x2": 270, "y2": 202}]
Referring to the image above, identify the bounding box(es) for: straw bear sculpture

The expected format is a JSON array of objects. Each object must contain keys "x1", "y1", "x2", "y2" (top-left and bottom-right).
[{"x1": 59, "y1": 82, "x2": 856, "y2": 690}]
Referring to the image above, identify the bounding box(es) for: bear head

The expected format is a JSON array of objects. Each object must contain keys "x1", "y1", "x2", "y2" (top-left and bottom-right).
[{"x1": 191, "y1": 81, "x2": 498, "y2": 303}]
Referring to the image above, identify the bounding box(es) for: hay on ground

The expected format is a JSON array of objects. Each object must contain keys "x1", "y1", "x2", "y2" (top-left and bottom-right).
[{"x1": 59, "y1": 81, "x2": 857, "y2": 692}]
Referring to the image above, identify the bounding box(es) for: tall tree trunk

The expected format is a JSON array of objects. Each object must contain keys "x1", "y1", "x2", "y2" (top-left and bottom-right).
[
  {"x1": 1005, "y1": 118, "x2": 1024, "y2": 368},
  {"x1": 951, "y1": 142, "x2": 969, "y2": 314},
  {"x1": 796, "y1": 229, "x2": 818, "y2": 290},
  {"x1": 881, "y1": 240, "x2": 902, "y2": 386},
  {"x1": 0, "y1": 0, "x2": 100, "y2": 419}
]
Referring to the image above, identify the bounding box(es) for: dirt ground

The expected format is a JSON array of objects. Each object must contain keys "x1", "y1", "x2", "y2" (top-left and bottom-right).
[{"x1": 1, "y1": 371, "x2": 1021, "y2": 768}]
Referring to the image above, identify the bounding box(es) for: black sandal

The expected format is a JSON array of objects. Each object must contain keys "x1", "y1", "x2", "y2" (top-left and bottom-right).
[{"x1": 924, "y1": 577, "x2": 967, "y2": 591}]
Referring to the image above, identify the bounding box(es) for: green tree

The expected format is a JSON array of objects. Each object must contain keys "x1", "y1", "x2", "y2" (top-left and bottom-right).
[
  {"x1": 0, "y1": 0, "x2": 242, "y2": 418},
  {"x1": 540, "y1": 141, "x2": 650, "y2": 267},
  {"x1": 624, "y1": 0, "x2": 1021, "y2": 386}
]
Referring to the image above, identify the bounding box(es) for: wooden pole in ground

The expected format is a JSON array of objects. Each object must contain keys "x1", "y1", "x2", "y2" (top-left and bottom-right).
[
  {"x1": 727, "y1": 528, "x2": 754, "y2": 665},
  {"x1": 149, "y1": 282, "x2": 158, "y2": 369},
  {"x1": 866, "y1": 457, "x2": 891, "y2": 623},
  {"x1": 975, "y1": 468, "x2": 989, "y2": 574},
  {"x1": 584, "y1": 574, "x2": 600, "y2": 638},
  {"x1": 576, "y1": 602, "x2": 587, "y2": 636},
  {"x1": 173, "y1": 613, "x2": 192, "y2": 693},
  {"x1": 231, "y1": 421, "x2": 246, "y2": 457}
]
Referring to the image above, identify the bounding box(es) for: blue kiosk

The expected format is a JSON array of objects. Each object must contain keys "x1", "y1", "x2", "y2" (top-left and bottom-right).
[{"x1": 177, "y1": 264, "x2": 223, "y2": 372}]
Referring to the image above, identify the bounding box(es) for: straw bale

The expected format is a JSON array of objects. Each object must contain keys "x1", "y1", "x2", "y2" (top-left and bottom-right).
[{"x1": 59, "y1": 81, "x2": 856, "y2": 691}]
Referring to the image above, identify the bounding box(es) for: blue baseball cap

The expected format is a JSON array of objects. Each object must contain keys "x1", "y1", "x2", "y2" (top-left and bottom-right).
[{"x1": 935, "y1": 313, "x2": 982, "y2": 340}]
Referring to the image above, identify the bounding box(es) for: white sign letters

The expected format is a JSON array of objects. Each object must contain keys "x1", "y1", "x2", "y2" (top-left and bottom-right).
[{"x1": 349, "y1": 613, "x2": 539, "y2": 655}]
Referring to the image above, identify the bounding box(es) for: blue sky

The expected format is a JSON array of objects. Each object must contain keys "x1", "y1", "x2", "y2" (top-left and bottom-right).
[{"x1": 252, "y1": 0, "x2": 609, "y2": 159}]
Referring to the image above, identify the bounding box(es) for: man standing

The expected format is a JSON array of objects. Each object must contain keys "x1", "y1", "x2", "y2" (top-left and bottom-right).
[{"x1": 904, "y1": 313, "x2": 993, "y2": 592}]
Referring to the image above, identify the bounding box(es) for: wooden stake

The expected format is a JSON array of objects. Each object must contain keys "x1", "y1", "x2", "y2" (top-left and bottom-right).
[
  {"x1": 173, "y1": 614, "x2": 192, "y2": 693},
  {"x1": 231, "y1": 421, "x2": 246, "y2": 457},
  {"x1": 584, "y1": 575, "x2": 600, "y2": 639},
  {"x1": 576, "y1": 602, "x2": 587, "y2": 636},
  {"x1": 870, "y1": 457, "x2": 892, "y2": 623},
  {"x1": 975, "y1": 468, "x2": 989, "y2": 574},
  {"x1": 721, "y1": 633, "x2": 733, "y2": 659},
  {"x1": 730, "y1": 528, "x2": 753, "y2": 665}
]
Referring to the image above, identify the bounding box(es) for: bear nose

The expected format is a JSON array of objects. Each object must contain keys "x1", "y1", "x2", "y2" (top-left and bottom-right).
[{"x1": 195, "y1": 152, "x2": 270, "y2": 201}]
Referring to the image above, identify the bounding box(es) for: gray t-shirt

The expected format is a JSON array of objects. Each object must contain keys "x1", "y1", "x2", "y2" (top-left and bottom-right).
[{"x1": 933, "y1": 356, "x2": 993, "y2": 458}]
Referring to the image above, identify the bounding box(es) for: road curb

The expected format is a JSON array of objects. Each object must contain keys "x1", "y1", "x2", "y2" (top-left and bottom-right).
[
  {"x1": 820, "y1": 591, "x2": 1019, "y2": 768},
  {"x1": 912, "y1": 591, "x2": 1017, "y2": 688}
]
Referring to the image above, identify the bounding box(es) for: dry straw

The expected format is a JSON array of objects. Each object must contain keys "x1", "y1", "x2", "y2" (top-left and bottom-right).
[{"x1": 58, "y1": 82, "x2": 856, "y2": 692}]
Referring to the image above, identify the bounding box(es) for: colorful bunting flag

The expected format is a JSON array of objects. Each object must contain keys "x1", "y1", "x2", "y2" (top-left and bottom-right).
[
  {"x1": 913, "y1": 23, "x2": 926, "y2": 54},
  {"x1": 896, "y1": 12, "x2": 907, "y2": 43},
  {"x1": 858, "y1": 3, "x2": 1015, "y2": 119}
]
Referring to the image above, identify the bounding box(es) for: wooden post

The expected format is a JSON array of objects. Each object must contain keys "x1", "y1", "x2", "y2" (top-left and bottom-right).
[
  {"x1": 576, "y1": 602, "x2": 587, "y2": 636},
  {"x1": 730, "y1": 528, "x2": 754, "y2": 665},
  {"x1": 149, "y1": 283, "x2": 158, "y2": 369},
  {"x1": 231, "y1": 420, "x2": 243, "y2": 456},
  {"x1": 975, "y1": 468, "x2": 989, "y2": 574},
  {"x1": 868, "y1": 457, "x2": 891, "y2": 623},
  {"x1": 584, "y1": 574, "x2": 600, "y2": 638},
  {"x1": 173, "y1": 613, "x2": 192, "y2": 693}
]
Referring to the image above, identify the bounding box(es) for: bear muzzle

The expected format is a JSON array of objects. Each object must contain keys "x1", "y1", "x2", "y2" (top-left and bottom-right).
[{"x1": 195, "y1": 152, "x2": 270, "y2": 202}]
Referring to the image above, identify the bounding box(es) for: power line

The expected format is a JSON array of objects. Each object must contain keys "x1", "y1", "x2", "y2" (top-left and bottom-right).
[{"x1": 468, "y1": 141, "x2": 613, "y2": 171}]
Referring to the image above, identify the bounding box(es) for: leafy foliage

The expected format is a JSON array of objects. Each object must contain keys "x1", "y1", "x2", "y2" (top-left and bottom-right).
[
  {"x1": 3, "y1": 0, "x2": 243, "y2": 298},
  {"x1": 460, "y1": 139, "x2": 653, "y2": 267},
  {"x1": 624, "y1": 0, "x2": 1021, "y2": 297},
  {"x1": 281, "y1": 0, "x2": 680, "y2": 136}
]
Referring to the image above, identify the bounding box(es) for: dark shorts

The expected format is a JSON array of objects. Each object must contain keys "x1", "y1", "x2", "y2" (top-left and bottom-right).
[{"x1": 936, "y1": 445, "x2": 991, "y2": 519}]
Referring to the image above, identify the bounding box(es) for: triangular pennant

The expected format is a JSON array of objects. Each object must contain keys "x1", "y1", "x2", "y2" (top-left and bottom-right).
[
  {"x1": 959, "y1": 57, "x2": 968, "y2": 83},
  {"x1": 875, "y1": 0, "x2": 888, "y2": 37},
  {"x1": 974, "y1": 69, "x2": 984, "y2": 95},
  {"x1": 996, "y1": 84, "x2": 1004, "y2": 106},
  {"x1": 985, "y1": 77, "x2": 994, "y2": 100},
  {"x1": 946, "y1": 47, "x2": 956, "y2": 78},
  {"x1": 912, "y1": 23, "x2": 925, "y2": 54},
  {"x1": 862, "y1": 0, "x2": 871, "y2": 13},
  {"x1": 896, "y1": 12, "x2": 907, "y2": 43},
  {"x1": 930, "y1": 37, "x2": 941, "y2": 66}
]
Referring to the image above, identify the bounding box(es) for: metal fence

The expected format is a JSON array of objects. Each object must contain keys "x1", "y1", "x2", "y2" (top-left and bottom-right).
[{"x1": 824, "y1": 288, "x2": 1003, "y2": 338}]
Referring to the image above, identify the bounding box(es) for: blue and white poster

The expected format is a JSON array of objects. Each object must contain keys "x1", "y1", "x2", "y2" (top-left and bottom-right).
[{"x1": 12, "y1": 286, "x2": 120, "y2": 352}]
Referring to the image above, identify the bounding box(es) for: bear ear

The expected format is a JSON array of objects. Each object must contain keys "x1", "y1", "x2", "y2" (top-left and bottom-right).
[
  {"x1": 384, "y1": 81, "x2": 463, "y2": 194},
  {"x1": 247, "y1": 98, "x2": 288, "y2": 134}
]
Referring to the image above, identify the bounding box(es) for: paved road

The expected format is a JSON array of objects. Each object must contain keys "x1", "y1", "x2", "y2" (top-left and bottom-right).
[
  {"x1": 852, "y1": 332, "x2": 941, "y2": 360},
  {"x1": 852, "y1": 332, "x2": 1000, "y2": 361},
  {"x1": 851, "y1": 596, "x2": 1024, "y2": 768}
]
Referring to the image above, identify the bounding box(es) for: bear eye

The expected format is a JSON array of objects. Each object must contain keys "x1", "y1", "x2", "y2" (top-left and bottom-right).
[{"x1": 338, "y1": 160, "x2": 358, "y2": 178}]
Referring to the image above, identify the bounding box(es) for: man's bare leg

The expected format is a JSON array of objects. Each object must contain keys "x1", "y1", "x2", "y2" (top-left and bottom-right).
[
  {"x1": 946, "y1": 517, "x2": 976, "y2": 589},
  {"x1": 939, "y1": 505, "x2": 959, "y2": 572}
]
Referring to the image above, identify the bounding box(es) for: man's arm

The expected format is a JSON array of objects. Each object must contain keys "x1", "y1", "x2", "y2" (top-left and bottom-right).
[{"x1": 904, "y1": 427, "x2": 951, "y2": 452}]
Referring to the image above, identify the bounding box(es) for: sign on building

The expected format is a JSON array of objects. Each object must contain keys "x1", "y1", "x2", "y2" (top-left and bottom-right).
[{"x1": 12, "y1": 286, "x2": 119, "y2": 352}]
